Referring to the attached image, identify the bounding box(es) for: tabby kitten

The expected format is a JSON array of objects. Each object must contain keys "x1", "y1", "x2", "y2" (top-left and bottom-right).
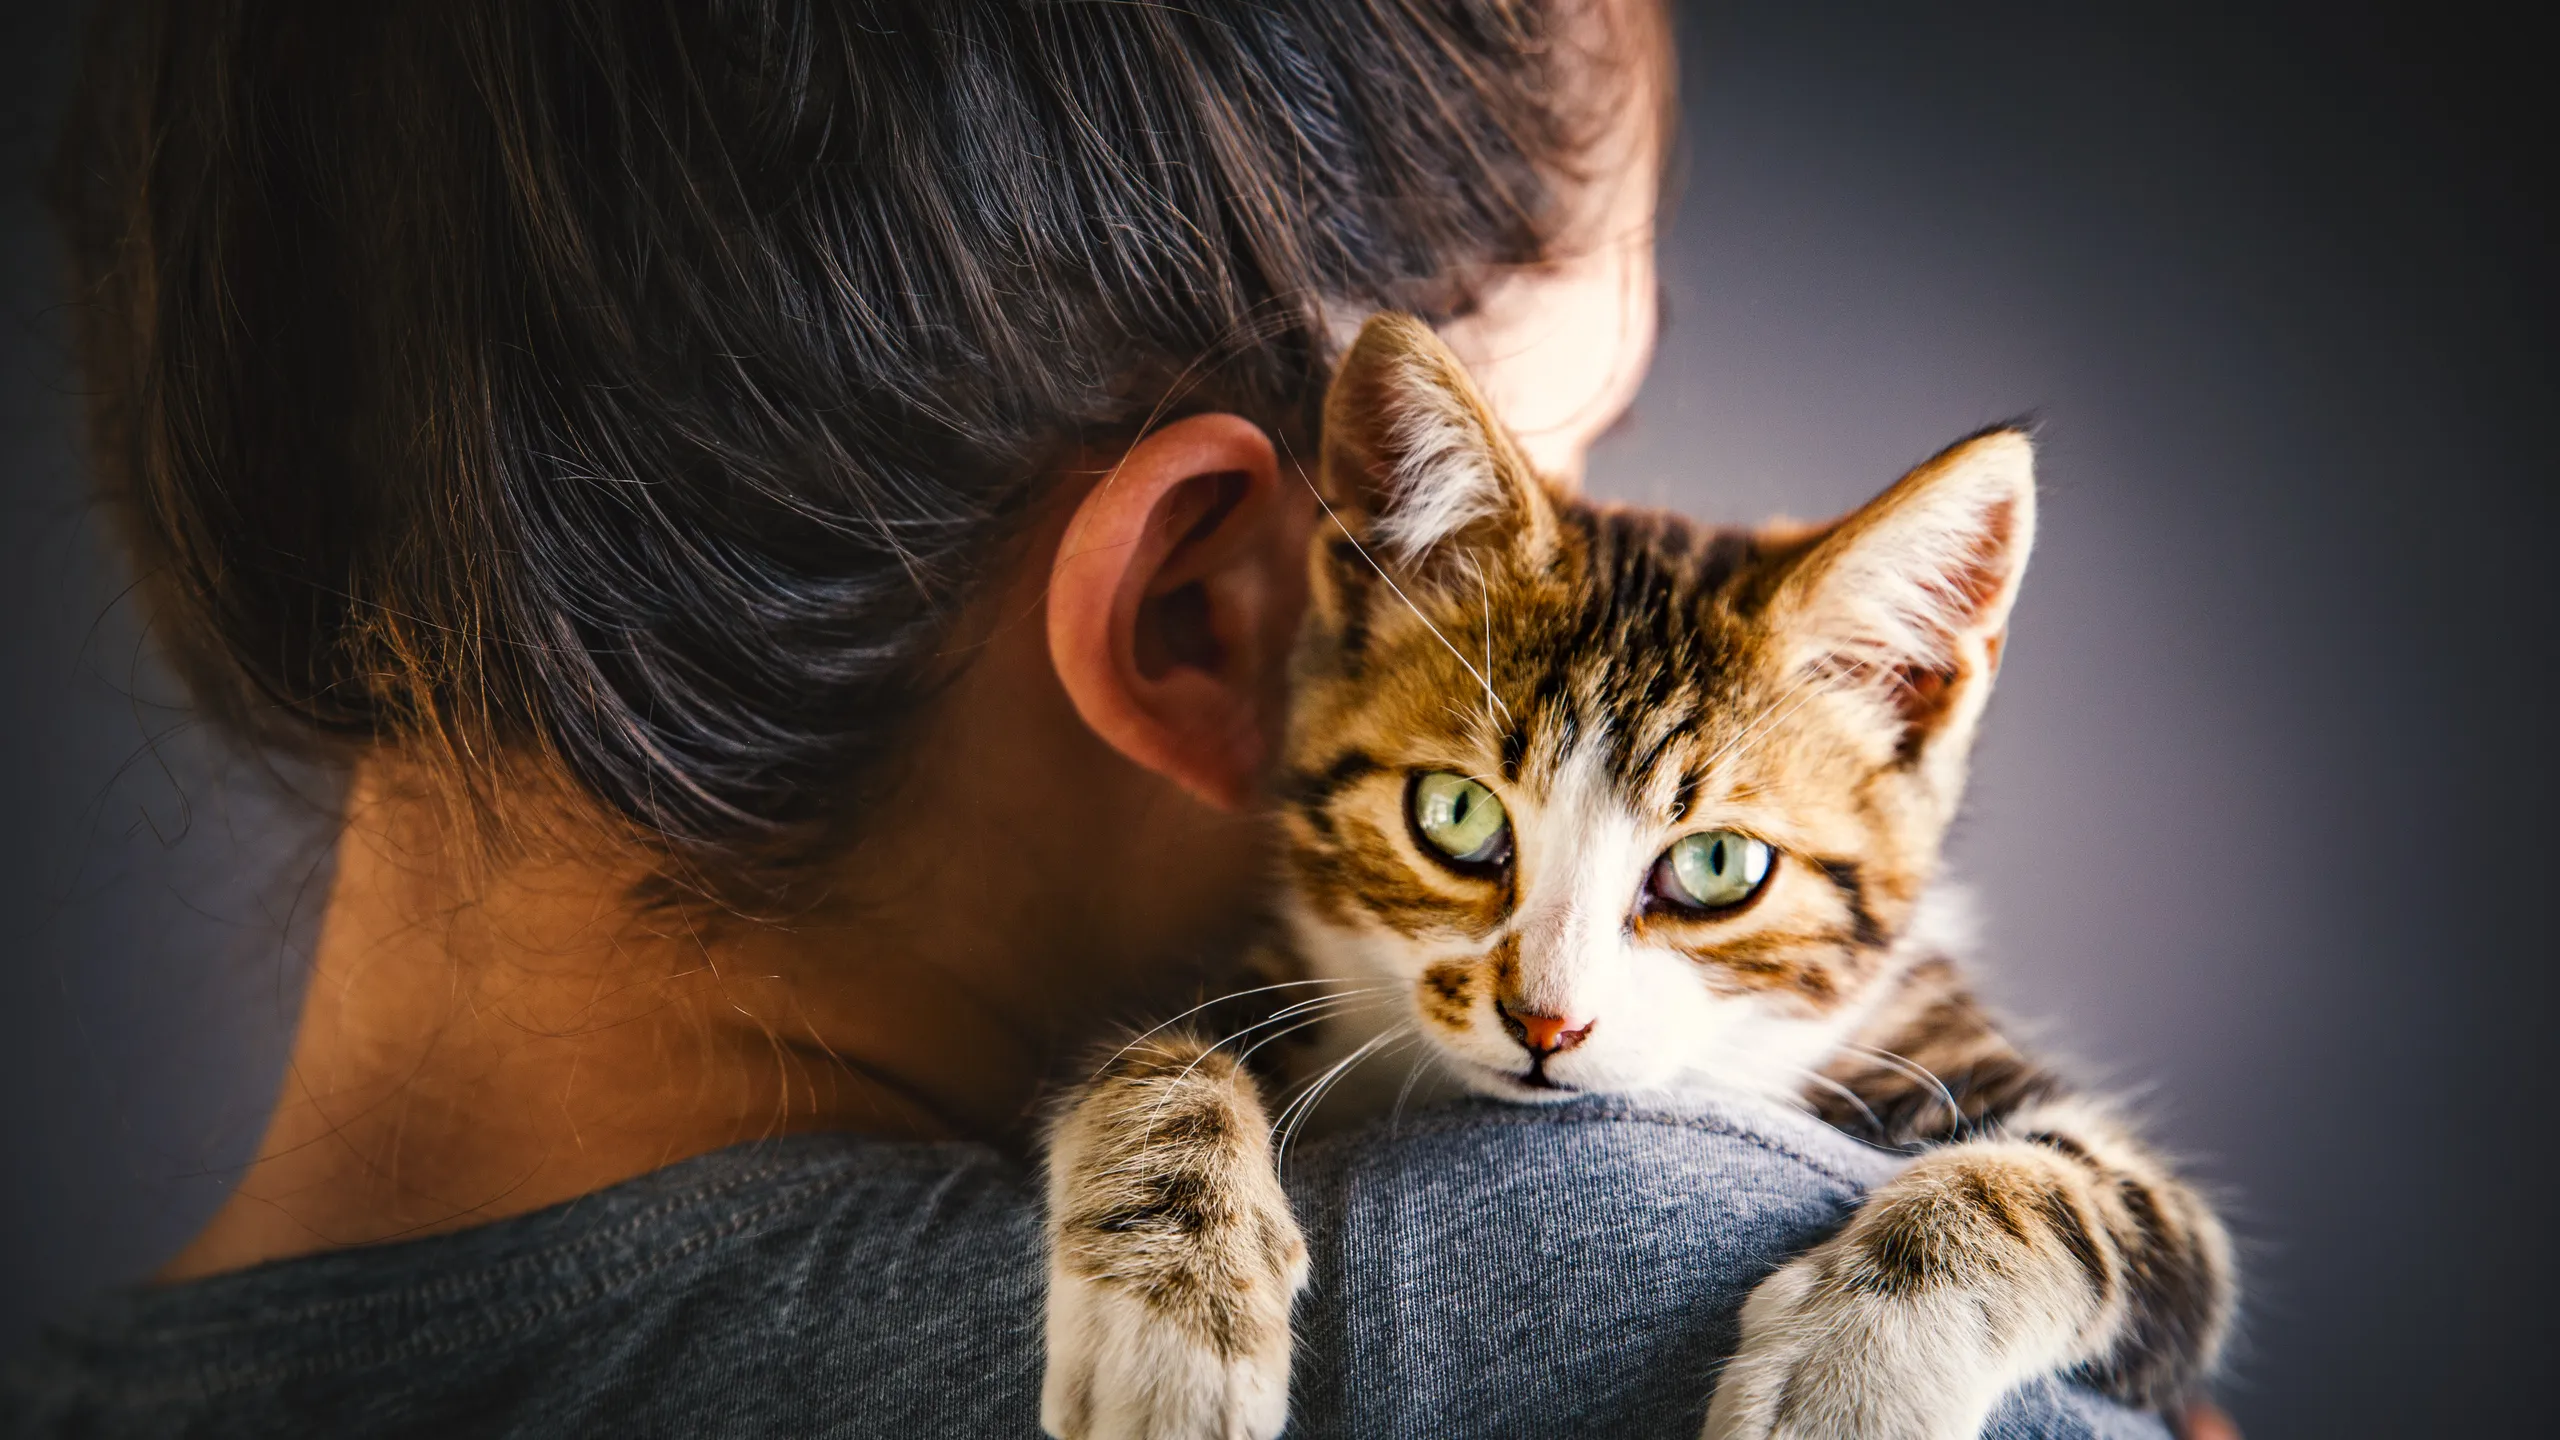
[{"x1": 1040, "y1": 314, "x2": 2234, "y2": 1440}]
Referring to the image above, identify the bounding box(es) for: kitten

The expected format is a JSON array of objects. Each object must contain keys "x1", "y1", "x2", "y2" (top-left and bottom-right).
[{"x1": 1040, "y1": 314, "x2": 2235, "y2": 1440}]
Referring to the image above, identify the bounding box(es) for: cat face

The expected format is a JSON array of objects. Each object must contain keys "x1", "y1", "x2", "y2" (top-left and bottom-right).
[{"x1": 1276, "y1": 315, "x2": 2033, "y2": 1102}]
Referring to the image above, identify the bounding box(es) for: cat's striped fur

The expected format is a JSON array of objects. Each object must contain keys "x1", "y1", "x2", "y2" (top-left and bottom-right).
[{"x1": 1041, "y1": 314, "x2": 2234, "y2": 1440}]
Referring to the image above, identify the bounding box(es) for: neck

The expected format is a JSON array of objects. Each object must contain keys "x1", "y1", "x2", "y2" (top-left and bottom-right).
[
  {"x1": 165, "y1": 545, "x2": 1267, "y2": 1283},
  {"x1": 161, "y1": 769, "x2": 1056, "y2": 1282}
]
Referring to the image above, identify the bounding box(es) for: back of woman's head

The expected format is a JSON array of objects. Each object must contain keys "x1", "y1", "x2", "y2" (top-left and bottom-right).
[{"x1": 53, "y1": 0, "x2": 1639, "y2": 898}]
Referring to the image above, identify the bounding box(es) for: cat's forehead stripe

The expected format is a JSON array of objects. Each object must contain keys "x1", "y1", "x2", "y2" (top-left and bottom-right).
[{"x1": 1499, "y1": 502, "x2": 1758, "y2": 794}]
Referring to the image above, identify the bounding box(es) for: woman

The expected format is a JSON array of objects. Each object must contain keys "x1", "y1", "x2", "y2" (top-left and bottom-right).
[{"x1": 9, "y1": 1, "x2": 2172, "y2": 1435}]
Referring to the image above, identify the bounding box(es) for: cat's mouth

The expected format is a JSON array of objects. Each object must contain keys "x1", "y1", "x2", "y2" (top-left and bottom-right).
[
  {"x1": 1517, "y1": 1054, "x2": 1575, "y2": 1091},
  {"x1": 1455, "y1": 1055, "x2": 1582, "y2": 1101}
]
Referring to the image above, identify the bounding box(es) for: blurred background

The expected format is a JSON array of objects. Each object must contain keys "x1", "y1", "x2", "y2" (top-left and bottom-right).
[{"x1": 2, "y1": 2, "x2": 2549, "y2": 1435}]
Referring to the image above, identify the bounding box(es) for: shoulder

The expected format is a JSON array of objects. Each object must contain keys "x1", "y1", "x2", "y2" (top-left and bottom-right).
[
  {"x1": 4, "y1": 1101, "x2": 2162, "y2": 1439},
  {"x1": 2, "y1": 1135, "x2": 1048, "y2": 1439},
  {"x1": 1283, "y1": 1088, "x2": 2165, "y2": 1440}
]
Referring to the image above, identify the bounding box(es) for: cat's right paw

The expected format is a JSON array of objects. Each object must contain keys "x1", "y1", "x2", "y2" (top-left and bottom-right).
[
  {"x1": 1040, "y1": 1261, "x2": 1292, "y2": 1440},
  {"x1": 1040, "y1": 1036, "x2": 1309, "y2": 1440}
]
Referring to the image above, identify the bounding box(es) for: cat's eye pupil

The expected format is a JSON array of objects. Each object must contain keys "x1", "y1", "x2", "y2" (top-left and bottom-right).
[
  {"x1": 1411, "y1": 772, "x2": 1509, "y2": 868},
  {"x1": 1659, "y1": 829, "x2": 1773, "y2": 912}
]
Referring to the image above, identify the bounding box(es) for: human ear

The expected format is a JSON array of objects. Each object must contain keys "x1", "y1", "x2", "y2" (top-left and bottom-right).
[{"x1": 1047, "y1": 413, "x2": 1305, "y2": 812}]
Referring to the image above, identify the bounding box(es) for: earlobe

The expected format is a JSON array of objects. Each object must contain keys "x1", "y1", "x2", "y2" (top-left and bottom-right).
[{"x1": 1047, "y1": 414, "x2": 1303, "y2": 812}]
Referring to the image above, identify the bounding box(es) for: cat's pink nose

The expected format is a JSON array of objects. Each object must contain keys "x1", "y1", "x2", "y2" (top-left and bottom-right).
[{"x1": 1498, "y1": 1002, "x2": 1594, "y2": 1058}]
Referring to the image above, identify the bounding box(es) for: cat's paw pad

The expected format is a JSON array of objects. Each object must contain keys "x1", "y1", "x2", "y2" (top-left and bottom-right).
[
  {"x1": 1701, "y1": 1252, "x2": 2012, "y2": 1440},
  {"x1": 1040, "y1": 1262, "x2": 1292, "y2": 1440}
]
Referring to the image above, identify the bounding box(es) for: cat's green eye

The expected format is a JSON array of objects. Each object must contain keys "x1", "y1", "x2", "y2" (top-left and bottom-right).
[
  {"x1": 1655, "y1": 830, "x2": 1774, "y2": 912},
  {"x1": 1409, "y1": 772, "x2": 1511, "y2": 868}
]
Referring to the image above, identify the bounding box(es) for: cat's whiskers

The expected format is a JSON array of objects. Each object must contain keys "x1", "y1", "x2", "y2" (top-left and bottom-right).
[
  {"x1": 1161, "y1": 988, "x2": 1391, "y2": 1083},
  {"x1": 1270, "y1": 1025, "x2": 1417, "y2": 1174},
  {"x1": 1719, "y1": 677, "x2": 1856, "y2": 775},
  {"x1": 1127, "y1": 991, "x2": 1398, "y2": 1141},
  {"x1": 1114, "y1": 987, "x2": 1382, "y2": 1095},
  {"x1": 1840, "y1": 1042, "x2": 1964, "y2": 1131},
  {"x1": 1439, "y1": 702, "x2": 1487, "y2": 738},
  {"x1": 1465, "y1": 549, "x2": 1506, "y2": 737},
  {"x1": 1691, "y1": 663, "x2": 1847, "y2": 780},
  {"x1": 1233, "y1": 993, "x2": 1402, "y2": 1071},
  {"x1": 1097, "y1": 977, "x2": 1374, "y2": 1077},
  {"x1": 1303, "y1": 477, "x2": 1510, "y2": 724},
  {"x1": 1386, "y1": 1044, "x2": 1445, "y2": 1138},
  {"x1": 1271, "y1": 1026, "x2": 1410, "y2": 1145},
  {"x1": 1800, "y1": 1069, "x2": 1886, "y2": 1138}
]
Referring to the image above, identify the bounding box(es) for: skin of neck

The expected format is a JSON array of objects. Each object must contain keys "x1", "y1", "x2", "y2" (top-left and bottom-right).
[{"x1": 162, "y1": 479, "x2": 1280, "y2": 1279}]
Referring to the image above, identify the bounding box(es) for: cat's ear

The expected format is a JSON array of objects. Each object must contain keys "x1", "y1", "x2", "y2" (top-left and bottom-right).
[
  {"x1": 1773, "y1": 426, "x2": 2037, "y2": 763},
  {"x1": 1317, "y1": 312, "x2": 1557, "y2": 577}
]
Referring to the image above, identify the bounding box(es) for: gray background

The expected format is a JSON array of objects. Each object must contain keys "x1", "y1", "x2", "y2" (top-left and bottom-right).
[{"x1": 2, "y1": 3, "x2": 2549, "y2": 1435}]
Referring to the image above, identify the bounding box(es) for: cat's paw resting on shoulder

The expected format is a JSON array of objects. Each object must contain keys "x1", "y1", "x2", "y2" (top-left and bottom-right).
[
  {"x1": 1705, "y1": 1101, "x2": 2232, "y2": 1440},
  {"x1": 1042, "y1": 1034, "x2": 1308, "y2": 1440},
  {"x1": 1040, "y1": 313, "x2": 2236, "y2": 1439}
]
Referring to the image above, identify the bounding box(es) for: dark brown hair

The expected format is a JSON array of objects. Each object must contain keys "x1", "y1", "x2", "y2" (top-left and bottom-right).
[{"x1": 52, "y1": 0, "x2": 1639, "y2": 895}]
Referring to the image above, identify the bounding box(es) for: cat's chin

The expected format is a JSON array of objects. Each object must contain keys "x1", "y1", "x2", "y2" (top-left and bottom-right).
[{"x1": 1451, "y1": 1062, "x2": 1587, "y2": 1104}]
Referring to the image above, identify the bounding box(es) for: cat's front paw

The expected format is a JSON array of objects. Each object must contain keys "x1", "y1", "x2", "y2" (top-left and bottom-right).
[
  {"x1": 1040, "y1": 1037, "x2": 1309, "y2": 1440},
  {"x1": 1703, "y1": 1146, "x2": 2113, "y2": 1440},
  {"x1": 1040, "y1": 1260, "x2": 1293, "y2": 1440},
  {"x1": 1702, "y1": 1250, "x2": 2013, "y2": 1440}
]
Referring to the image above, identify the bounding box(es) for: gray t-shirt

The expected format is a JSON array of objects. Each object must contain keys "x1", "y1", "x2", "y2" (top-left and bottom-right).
[{"x1": 3, "y1": 1090, "x2": 2162, "y2": 1438}]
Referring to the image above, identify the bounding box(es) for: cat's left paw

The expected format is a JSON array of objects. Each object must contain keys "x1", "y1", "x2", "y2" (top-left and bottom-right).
[
  {"x1": 1702, "y1": 1147, "x2": 2109, "y2": 1440},
  {"x1": 1701, "y1": 1248, "x2": 2013, "y2": 1440}
]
